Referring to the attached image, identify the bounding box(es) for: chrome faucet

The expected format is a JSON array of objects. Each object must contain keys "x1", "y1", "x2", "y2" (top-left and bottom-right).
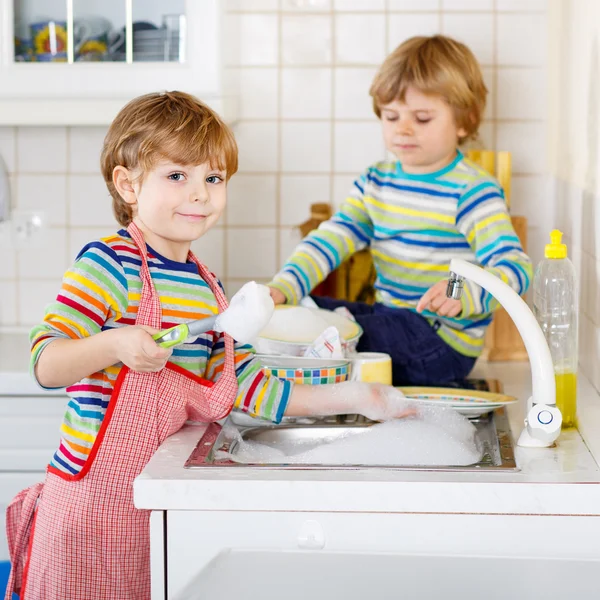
[
  {"x1": 447, "y1": 259, "x2": 562, "y2": 448},
  {"x1": 446, "y1": 273, "x2": 464, "y2": 301}
]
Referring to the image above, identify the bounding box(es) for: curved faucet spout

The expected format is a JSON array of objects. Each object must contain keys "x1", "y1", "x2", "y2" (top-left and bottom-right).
[{"x1": 448, "y1": 259, "x2": 561, "y2": 447}]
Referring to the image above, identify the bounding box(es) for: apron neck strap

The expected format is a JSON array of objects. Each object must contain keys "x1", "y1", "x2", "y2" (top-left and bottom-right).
[
  {"x1": 126, "y1": 221, "x2": 162, "y2": 329},
  {"x1": 125, "y1": 221, "x2": 237, "y2": 383}
]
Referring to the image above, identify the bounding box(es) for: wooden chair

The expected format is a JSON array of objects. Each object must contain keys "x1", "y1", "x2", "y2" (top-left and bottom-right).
[{"x1": 466, "y1": 150, "x2": 528, "y2": 362}]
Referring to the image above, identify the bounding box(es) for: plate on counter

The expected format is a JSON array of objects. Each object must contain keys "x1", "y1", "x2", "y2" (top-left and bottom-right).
[{"x1": 397, "y1": 387, "x2": 517, "y2": 417}]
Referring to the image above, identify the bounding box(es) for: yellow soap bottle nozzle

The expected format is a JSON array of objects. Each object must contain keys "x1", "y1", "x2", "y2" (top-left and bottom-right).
[{"x1": 544, "y1": 229, "x2": 568, "y2": 259}]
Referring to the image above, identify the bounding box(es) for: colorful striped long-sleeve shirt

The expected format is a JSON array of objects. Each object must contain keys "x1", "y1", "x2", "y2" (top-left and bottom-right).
[
  {"x1": 30, "y1": 230, "x2": 291, "y2": 476},
  {"x1": 269, "y1": 152, "x2": 533, "y2": 357}
]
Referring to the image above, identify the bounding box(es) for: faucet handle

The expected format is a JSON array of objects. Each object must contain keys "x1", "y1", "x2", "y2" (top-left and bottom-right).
[{"x1": 518, "y1": 401, "x2": 562, "y2": 447}]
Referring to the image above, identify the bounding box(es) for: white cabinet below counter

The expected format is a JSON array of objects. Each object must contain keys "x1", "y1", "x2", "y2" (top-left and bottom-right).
[
  {"x1": 163, "y1": 511, "x2": 600, "y2": 600},
  {"x1": 0, "y1": 386, "x2": 67, "y2": 562},
  {"x1": 0, "y1": 394, "x2": 65, "y2": 471}
]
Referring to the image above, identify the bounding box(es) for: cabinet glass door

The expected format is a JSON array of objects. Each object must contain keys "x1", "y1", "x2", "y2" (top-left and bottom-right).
[{"x1": 14, "y1": 0, "x2": 186, "y2": 64}]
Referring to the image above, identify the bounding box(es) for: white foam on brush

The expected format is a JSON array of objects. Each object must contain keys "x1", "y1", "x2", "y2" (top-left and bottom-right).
[
  {"x1": 259, "y1": 306, "x2": 330, "y2": 343},
  {"x1": 223, "y1": 406, "x2": 482, "y2": 467},
  {"x1": 215, "y1": 282, "x2": 274, "y2": 344}
]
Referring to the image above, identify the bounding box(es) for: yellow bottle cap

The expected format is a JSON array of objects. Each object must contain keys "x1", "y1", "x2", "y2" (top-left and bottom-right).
[{"x1": 545, "y1": 229, "x2": 568, "y2": 259}]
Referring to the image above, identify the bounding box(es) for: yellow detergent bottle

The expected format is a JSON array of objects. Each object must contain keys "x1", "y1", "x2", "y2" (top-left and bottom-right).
[{"x1": 533, "y1": 230, "x2": 578, "y2": 428}]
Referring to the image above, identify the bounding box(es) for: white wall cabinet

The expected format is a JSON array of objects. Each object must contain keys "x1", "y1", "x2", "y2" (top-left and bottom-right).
[{"x1": 0, "y1": 0, "x2": 238, "y2": 125}]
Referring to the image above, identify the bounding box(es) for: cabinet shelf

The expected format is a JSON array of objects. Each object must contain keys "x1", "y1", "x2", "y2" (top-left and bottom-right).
[{"x1": 0, "y1": 0, "x2": 238, "y2": 125}]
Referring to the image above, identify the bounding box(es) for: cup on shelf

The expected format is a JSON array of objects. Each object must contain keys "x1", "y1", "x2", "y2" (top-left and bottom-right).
[
  {"x1": 74, "y1": 16, "x2": 124, "y2": 61},
  {"x1": 30, "y1": 19, "x2": 91, "y2": 61},
  {"x1": 30, "y1": 19, "x2": 68, "y2": 61}
]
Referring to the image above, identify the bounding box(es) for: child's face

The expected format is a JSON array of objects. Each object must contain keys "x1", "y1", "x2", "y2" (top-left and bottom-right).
[
  {"x1": 379, "y1": 86, "x2": 467, "y2": 174},
  {"x1": 123, "y1": 160, "x2": 227, "y2": 262}
]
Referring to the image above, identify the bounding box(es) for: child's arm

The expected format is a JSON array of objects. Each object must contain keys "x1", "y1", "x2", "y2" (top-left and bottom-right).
[
  {"x1": 206, "y1": 337, "x2": 413, "y2": 422},
  {"x1": 34, "y1": 326, "x2": 171, "y2": 388},
  {"x1": 454, "y1": 179, "x2": 533, "y2": 317},
  {"x1": 30, "y1": 241, "x2": 170, "y2": 389},
  {"x1": 205, "y1": 337, "x2": 291, "y2": 422},
  {"x1": 285, "y1": 381, "x2": 414, "y2": 421},
  {"x1": 269, "y1": 171, "x2": 375, "y2": 304}
]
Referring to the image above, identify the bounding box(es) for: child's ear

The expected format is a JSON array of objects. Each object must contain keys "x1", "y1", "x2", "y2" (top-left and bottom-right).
[{"x1": 113, "y1": 166, "x2": 137, "y2": 205}]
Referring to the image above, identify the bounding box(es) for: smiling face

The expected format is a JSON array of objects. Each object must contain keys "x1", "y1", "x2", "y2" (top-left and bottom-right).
[
  {"x1": 380, "y1": 86, "x2": 467, "y2": 175},
  {"x1": 113, "y1": 160, "x2": 227, "y2": 262}
]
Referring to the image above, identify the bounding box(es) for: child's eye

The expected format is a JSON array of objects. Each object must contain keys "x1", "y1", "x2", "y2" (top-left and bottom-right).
[
  {"x1": 384, "y1": 115, "x2": 398, "y2": 122},
  {"x1": 206, "y1": 175, "x2": 224, "y2": 184},
  {"x1": 168, "y1": 172, "x2": 185, "y2": 181},
  {"x1": 416, "y1": 118, "x2": 431, "y2": 124}
]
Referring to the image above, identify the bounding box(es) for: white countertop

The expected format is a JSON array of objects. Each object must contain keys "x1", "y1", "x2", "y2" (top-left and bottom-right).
[
  {"x1": 135, "y1": 361, "x2": 600, "y2": 516},
  {"x1": 4, "y1": 328, "x2": 600, "y2": 516}
]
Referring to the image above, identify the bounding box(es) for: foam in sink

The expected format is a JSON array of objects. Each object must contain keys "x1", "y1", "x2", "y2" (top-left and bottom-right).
[{"x1": 217, "y1": 405, "x2": 483, "y2": 467}]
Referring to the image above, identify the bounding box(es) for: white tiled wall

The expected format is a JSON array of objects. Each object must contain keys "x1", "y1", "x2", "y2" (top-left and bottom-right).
[
  {"x1": 0, "y1": 0, "x2": 549, "y2": 328},
  {"x1": 548, "y1": 0, "x2": 600, "y2": 391}
]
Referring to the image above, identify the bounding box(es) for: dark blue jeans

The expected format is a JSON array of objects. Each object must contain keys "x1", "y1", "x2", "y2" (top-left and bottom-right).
[{"x1": 311, "y1": 296, "x2": 476, "y2": 387}]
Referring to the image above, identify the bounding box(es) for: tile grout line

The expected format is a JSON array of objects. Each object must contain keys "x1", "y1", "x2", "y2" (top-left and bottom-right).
[
  {"x1": 492, "y1": 0, "x2": 499, "y2": 154},
  {"x1": 383, "y1": 0, "x2": 390, "y2": 163},
  {"x1": 272, "y1": 0, "x2": 283, "y2": 284},
  {"x1": 13, "y1": 127, "x2": 20, "y2": 325},
  {"x1": 226, "y1": 9, "x2": 546, "y2": 16},
  {"x1": 224, "y1": 63, "x2": 544, "y2": 69},
  {"x1": 329, "y1": 1, "x2": 336, "y2": 215},
  {"x1": 65, "y1": 126, "x2": 72, "y2": 272}
]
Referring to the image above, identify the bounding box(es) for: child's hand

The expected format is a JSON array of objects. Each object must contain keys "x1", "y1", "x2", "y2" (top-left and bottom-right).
[
  {"x1": 269, "y1": 287, "x2": 286, "y2": 305},
  {"x1": 360, "y1": 384, "x2": 417, "y2": 421},
  {"x1": 114, "y1": 325, "x2": 173, "y2": 373},
  {"x1": 416, "y1": 280, "x2": 462, "y2": 317}
]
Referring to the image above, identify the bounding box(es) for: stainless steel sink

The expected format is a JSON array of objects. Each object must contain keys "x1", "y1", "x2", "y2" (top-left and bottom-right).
[{"x1": 185, "y1": 408, "x2": 518, "y2": 472}]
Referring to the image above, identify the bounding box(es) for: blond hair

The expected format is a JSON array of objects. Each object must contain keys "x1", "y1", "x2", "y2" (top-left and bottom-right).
[
  {"x1": 101, "y1": 91, "x2": 238, "y2": 227},
  {"x1": 369, "y1": 35, "x2": 487, "y2": 143}
]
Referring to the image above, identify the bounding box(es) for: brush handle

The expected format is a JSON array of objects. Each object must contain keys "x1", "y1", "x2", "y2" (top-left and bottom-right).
[
  {"x1": 153, "y1": 315, "x2": 219, "y2": 349},
  {"x1": 152, "y1": 324, "x2": 189, "y2": 348},
  {"x1": 186, "y1": 315, "x2": 218, "y2": 337}
]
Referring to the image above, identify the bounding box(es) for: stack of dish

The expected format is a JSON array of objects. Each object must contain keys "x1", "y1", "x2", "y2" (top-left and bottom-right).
[
  {"x1": 398, "y1": 387, "x2": 517, "y2": 417},
  {"x1": 255, "y1": 305, "x2": 362, "y2": 357}
]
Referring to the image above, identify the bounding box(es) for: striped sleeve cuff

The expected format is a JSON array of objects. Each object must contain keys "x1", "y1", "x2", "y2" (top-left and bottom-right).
[
  {"x1": 234, "y1": 355, "x2": 293, "y2": 423},
  {"x1": 267, "y1": 276, "x2": 302, "y2": 305},
  {"x1": 29, "y1": 329, "x2": 68, "y2": 390}
]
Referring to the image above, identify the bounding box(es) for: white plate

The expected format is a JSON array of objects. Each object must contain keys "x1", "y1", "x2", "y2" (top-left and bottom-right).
[
  {"x1": 398, "y1": 387, "x2": 517, "y2": 405},
  {"x1": 408, "y1": 400, "x2": 504, "y2": 418},
  {"x1": 398, "y1": 386, "x2": 517, "y2": 418}
]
